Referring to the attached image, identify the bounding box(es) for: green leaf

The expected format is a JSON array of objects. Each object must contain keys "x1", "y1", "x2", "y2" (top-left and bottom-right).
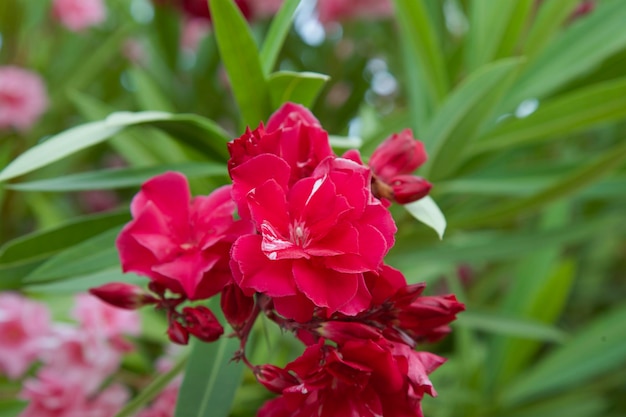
[
  {"x1": 0, "y1": 211, "x2": 128, "y2": 265},
  {"x1": 464, "y1": 0, "x2": 521, "y2": 71},
  {"x1": 8, "y1": 162, "x2": 227, "y2": 192},
  {"x1": 422, "y1": 58, "x2": 523, "y2": 181},
  {"x1": 209, "y1": 0, "x2": 271, "y2": 129},
  {"x1": 475, "y1": 77, "x2": 626, "y2": 154},
  {"x1": 0, "y1": 111, "x2": 231, "y2": 182},
  {"x1": 502, "y1": 304, "x2": 626, "y2": 405},
  {"x1": 522, "y1": 0, "x2": 582, "y2": 57},
  {"x1": 174, "y1": 336, "x2": 244, "y2": 417},
  {"x1": 504, "y1": 393, "x2": 608, "y2": 417},
  {"x1": 115, "y1": 355, "x2": 187, "y2": 417},
  {"x1": 128, "y1": 67, "x2": 176, "y2": 112},
  {"x1": 455, "y1": 311, "x2": 567, "y2": 343},
  {"x1": 268, "y1": 71, "x2": 330, "y2": 110},
  {"x1": 453, "y1": 139, "x2": 626, "y2": 227},
  {"x1": 503, "y1": 0, "x2": 626, "y2": 110},
  {"x1": 24, "y1": 227, "x2": 121, "y2": 284},
  {"x1": 328, "y1": 135, "x2": 363, "y2": 149},
  {"x1": 392, "y1": 0, "x2": 448, "y2": 110},
  {"x1": 260, "y1": 0, "x2": 301, "y2": 75},
  {"x1": 27, "y1": 268, "x2": 144, "y2": 294},
  {"x1": 403, "y1": 196, "x2": 446, "y2": 239}
]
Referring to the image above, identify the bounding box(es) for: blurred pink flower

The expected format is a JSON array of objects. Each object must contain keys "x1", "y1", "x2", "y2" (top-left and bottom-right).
[
  {"x1": 39, "y1": 325, "x2": 122, "y2": 394},
  {"x1": 250, "y1": 0, "x2": 284, "y2": 18},
  {"x1": 0, "y1": 66, "x2": 48, "y2": 132},
  {"x1": 52, "y1": 0, "x2": 107, "y2": 31},
  {"x1": 72, "y1": 293, "x2": 141, "y2": 339},
  {"x1": 317, "y1": 0, "x2": 393, "y2": 23},
  {"x1": 181, "y1": 18, "x2": 211, "y2": 52},
  {"x1": 0, "y1": 293, "x2": 51, "y2": 379},
  {"x1": 20, "y1": 370, "x2": 128, "y2": 417}
]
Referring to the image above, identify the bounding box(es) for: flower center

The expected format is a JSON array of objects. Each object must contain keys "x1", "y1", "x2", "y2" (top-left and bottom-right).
[{"x1": 289, "y1": 221, "x2": 310, "y2": 247}]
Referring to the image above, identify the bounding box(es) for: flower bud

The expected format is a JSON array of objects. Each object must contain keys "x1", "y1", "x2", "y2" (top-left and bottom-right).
[
  {"x1": 183, "y1": 306, "x2": 224, "y2": 343},
  {"x1": 167, "y1": 320, "x2": 189, "y2": 345},
  {"x1": 369, "y1": 129, "x2": 427, "y2": 182},
  {"x1": 89, "y1": 282, "x2": 157, "y2": 310},
  {"x1": 254, "y1": 364, "x2": 299, "y2": 394},
  {"x1": 221, "y1": 284, "x2": 254, "y2": 331},
  {"x1": 389, "y1": 175, "x2": 432, "y2": 204},
  {"x1": 318, "y1": 321, "x2": 381, "y2": 345}
]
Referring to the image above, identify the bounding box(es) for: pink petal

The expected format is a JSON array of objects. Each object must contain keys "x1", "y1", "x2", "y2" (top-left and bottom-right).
[
  {"x1": 292, "y1": 260, "x2": 359, "y2": 313},
  {"x1": 152, "y1": 251, "x2": 220, "y2": 299}
]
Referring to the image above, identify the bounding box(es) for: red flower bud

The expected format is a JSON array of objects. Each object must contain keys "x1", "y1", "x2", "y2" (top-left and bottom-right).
[
  {"x1": 369, "y1": 129, "x2": 427, "y2": 182},
  {"x1": 183, "y1": 306, "x2": 224, "y2": 343},
  {"x1": 318, "y1": 321, "x2": 382, "y2": 345},
  {"x1": 254, "y1": 364, "x2": 299, "y2": 394},
  {"x1": 89, "y1": 282, "x2": 157, "y2": 310},
  {"x1": 167, "y1": 320, "x2": 189, "y2": 345},
  {"x1": 389, "y1": 175, "x2": 432, "y2": 204},
  {"x1": 220, "y1": 284, "x2": 255, "y2": 331}
]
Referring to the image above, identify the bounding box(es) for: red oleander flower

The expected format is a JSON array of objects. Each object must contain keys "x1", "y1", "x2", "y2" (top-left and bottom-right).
[
  {"x1": 258, "y1": 336, "x2": 445, "y2": 417},
  {"x1": 116, "y1": 171, "x2": 254, "y2": 300},
  {"x1": 230, "y1": 156, "x2": 396, "y2": 322}
]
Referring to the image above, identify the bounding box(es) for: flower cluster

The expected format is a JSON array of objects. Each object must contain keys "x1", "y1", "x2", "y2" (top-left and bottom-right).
[
  {"x1": 0, "y1": 66, "x2": 48, "y2": 132},
  {"x1": 93, "y1": 102, "x2": 463, "y2": 416}
]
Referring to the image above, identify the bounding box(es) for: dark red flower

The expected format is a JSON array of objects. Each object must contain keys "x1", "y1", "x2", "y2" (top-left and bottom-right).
[
  {"x1": 89, "y1": 282, "x2": 157, "y2": 310},
  {"x1": 182, "y1": 305, "x2": 224, "y2": 342}
]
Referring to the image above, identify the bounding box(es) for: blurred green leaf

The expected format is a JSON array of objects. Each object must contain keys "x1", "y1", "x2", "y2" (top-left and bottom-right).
[
  {"x1": 115, "y1": 355, "x2": 187, "y2": 417},
  {"x1": 454, "y1": 139, "x2": 626, "y2": 227},
  {"x1": 175, "y1": 335, "x2": 244, "y2": 417},
  {"x1": 475, "y1": 77, "x2": 626, "y2": 153},
  {"x1": 268, "y1": 71, "x2": 330, "y2": 110},
  {"x1": 0, "y1": 111, "x2": 231, "y2": 182},
  {"x1": 494, "y1": 0, "x2": 535, "y2": 59},
  {"x1": 27, "y1": 268, "x2": 143, "y2": 294},
  {"x1": 393, "y1": 0, "x2": 448, "y2": 110},
  {"x1": 8, "y1": 162, "x2": 227, "y2": 192},
  {"x1": 260, "y1": 0, "x2": 301, "y2": 75},
  {"x1": 24, "y1": 227, "x2": 121, "y2": 284},
  {"x1": 522, "y1": 0, "x2": 582, "y2": 57},
  {"x1": 502, "y1": 304, "x2": 626, "y2": 405},
  {"x1": 403, "y1": 196, "x2": 447, "y2": 239},
  {"x1": 505, "y1": 393, "x2": 608, "y2": 417},
  {"x1": 422, "y1": 58, "x2": 523, "y2": 180},
  {"x1": 465, "y1": 0, "x2": 520, "y2": 70},
  {"x1": 456, "y1": 310, "x2": 567, "y2": 343},
  {"x1": 129, "y1": 68, "x2": 176, "y2": 112},
  {"x1": 209, "y1": 0, "x2": 271, "y2": 130},
  {"x1": 503, "y1": 0, "x2": 626, "y2": 110}
]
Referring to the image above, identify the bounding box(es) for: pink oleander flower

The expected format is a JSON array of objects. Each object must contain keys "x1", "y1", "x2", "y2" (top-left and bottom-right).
[
  {"x1": 52, "y1": 0, "x2": 107, "y2": 31},
  {"x1": 346, "y1": 129, "x2": 432, "y2": 205},
  {"x1": 230, "y1": 156, "x2": 396, "y2": 322},
  {"x1": 0, "y1": 293, "x2": 51, "y2": 379},
  {"x1": 258, "y1": 337, "x2": 445, "y2": 417},
  {"x1": 89, "y1": 282, "x2": 158, "y2": 310},
  {"x1": 19, "y1": 370, "x2": 128, "y2": 417},
  {"x1": 250, "y1": 0, "x2": 284, "y2": 18},
  {"x1": 116, "y1": 172, "x2": 254, "y2": 300},
  {"x1": 72, "y1": 293, "x2": 141, "y2": 339},
  {"x1": 155, "y1": 0, "x2": 252, "y2": 21},
  {"x1": 181, "y1": 17, "x2": 211, "y2": 52},
  {"x1": 228, "y1": 102, "x2": 333, "y2": 193},
  {"x1": 316, "y1": 0, "x2": 394, "y2": 24},
  {"x1": 39, "y1": 324, "x2": 122, "y2": 395},
  {"x1": 0, "y1": 66, "x2": 48, "y2": 132}
]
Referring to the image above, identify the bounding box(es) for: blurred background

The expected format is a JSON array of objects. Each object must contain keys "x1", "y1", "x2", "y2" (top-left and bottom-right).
[{"x1": 1, "y1": 0, "x2": 625, "y2": 416}]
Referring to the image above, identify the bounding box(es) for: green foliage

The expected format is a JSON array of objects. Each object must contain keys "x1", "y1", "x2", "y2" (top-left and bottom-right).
[{"x1": 1, "y1": 0, "x2": 625, "y2": 416}]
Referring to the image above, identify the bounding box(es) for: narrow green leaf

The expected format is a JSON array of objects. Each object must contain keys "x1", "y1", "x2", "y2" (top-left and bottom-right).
[
  {"x1": 268, "y1": 71, "x2": 330, "y2": 110},
  {"x1": 0, "y1": 111, "x2": 231, "y2": 182},
  {"x1": 465, "y1": 0, "x2": 520, "y2": 70},
  {"x1": 260, "y1": 0, "x2": 301, "y2": 75},
  {"x1": 504, "y1": 0, "x2": 626, "y2": 110},
  {"x1": 0, "y1": 211, "x2": 128, "y2": 265},
  {"x1": 453, "y1": 139, "x2": 626, "y2": 227},
  {"x1": 502, "y1": 304, "x2": 626, "y2": 405},
  {"x1": 523, "y1": 0, "x2": 581, "y2": 57},
  {"x1": 27, "y1": 268, "x2": 143, "y2": 294},
  {"x1": 403, "y1": 196, "x2": 446, "y2": 239},
  {"x1": 505, "y1": 394, "x2": 608, "y2": 417},
  {"x1": 115, "y1": 355, "x2": 187, "y2": 417},
  {"x1": 328, "y1": 135, "x2": 363, "y2": 149},
  {"x1": 24, "y1": 228, "x2": 121, "y2": 284},
  {"x1": 422, "y1": 58, "x2": 523, "y2": 180},
  {"x1": 174, "y1": 336, "x2": 244, "y2": 417},
  {"x1": 209, "y1": 0, "x2": 271, "y2": 129},
  {"x1": 494, "y1": 0, "x2": 535, "y2": 59},
  {"x1": 8, "y1": 162, "x2": 227, "y2": 192},
  {"x1": 455, "y1": 311, "x2": 567, "y2": 343},
  {"x1": 475, "y1": 77, "x2": 626, "y2": 154},
  {"x1": 392, "y1": 0, "x2": 448, "y2": 107},
  {"x1": 129, "y1": 67, "x2": 176, "y2": 112}
]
